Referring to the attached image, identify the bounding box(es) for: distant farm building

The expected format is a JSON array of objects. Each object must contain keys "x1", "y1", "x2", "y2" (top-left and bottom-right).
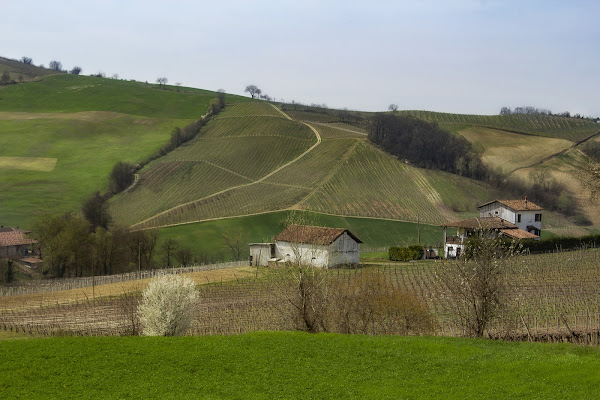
[
  {"x1": 0, "y1": 227, "x2": 37, "y2": 259},
  {"x1": 442, "y1": 198, "x2": 542, "y2": 258},
  {"x1": 249, "y1": 225, "x2": 362, "y2": 268}
]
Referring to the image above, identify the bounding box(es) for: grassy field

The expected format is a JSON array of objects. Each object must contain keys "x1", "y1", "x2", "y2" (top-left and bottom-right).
[
  {"x1": 0, "y1": 72, "x2": 229, "y2": 227},
  {"x1": 157, "y1": 210, "x2": 443, "y2": 261},
  {"x1": 0, "y1": 112, "x2": 190, "y2": 227},
  {"x1": 1, "y1": 332, "x2": 599, "y2": 399},
  {"x1": 458, "y1": 127, "x2": 574, "y2": 173},
  {"x1": 0, "y1": 74, "x2": 217, "y2": 118}
]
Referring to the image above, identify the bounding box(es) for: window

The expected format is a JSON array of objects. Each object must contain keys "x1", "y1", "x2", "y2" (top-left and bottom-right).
[
  {"x1": 535, "y1": 213, "x2": 542, "y2": 222},
  {"x1": 517, "y1": 214, "x2": 521, "y2": 223}
]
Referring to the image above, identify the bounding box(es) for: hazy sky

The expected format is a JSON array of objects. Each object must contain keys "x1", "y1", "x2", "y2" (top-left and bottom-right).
[{"x1": 3, "y1": 0, "x2": 599, "y2": 116}]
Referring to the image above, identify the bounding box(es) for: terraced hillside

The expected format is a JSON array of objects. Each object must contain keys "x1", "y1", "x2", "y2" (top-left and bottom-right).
[
  {"x1": 113, "y1": 101, "x2": 493, "y2": 231},
  {"x1": 0, "y1": 73, "x2": 221, "y2": 227}
]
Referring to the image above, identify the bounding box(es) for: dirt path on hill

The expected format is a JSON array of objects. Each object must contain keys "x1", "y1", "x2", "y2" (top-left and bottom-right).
[
  {"x1": 509, "y1": 130, "x2": 600, "y2": 174},
  {"x1": 130, "y1": 108, "x2": 322, "y2": 229}
]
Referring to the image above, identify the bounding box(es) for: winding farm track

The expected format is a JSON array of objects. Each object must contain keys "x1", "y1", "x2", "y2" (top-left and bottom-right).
[{"x1": 130, "y1": 107, "x2": 321, "y2": 230}]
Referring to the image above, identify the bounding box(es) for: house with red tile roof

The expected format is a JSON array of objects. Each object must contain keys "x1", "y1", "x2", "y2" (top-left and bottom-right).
[
  {"x1": 442, "y1": 197, "x2": 542, "y2": 258},
  {"x1": 0, "y1": 227, "x2": 37, "y2": 259}
]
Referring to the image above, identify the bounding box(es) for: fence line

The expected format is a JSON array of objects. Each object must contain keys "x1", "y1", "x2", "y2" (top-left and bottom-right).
[{"x1": 0, "y1": 261, "x2": 247, "y2": 297}]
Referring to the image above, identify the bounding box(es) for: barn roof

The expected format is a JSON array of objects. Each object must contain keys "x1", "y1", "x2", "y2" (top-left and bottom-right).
[
  {"x1": 478, "y1": 199, "x2": 544, "y2": 211},
  {"x1": 0, "y1": 228, "x2": 37, "y2": 247},
  {"x1": 500, "y1": 229, "x2": 539, "y2": 240},
  {"x1": 442, "y1": 217, "x2": 517, "y2": 230},
  {"x1": 275, "y1": 225, "x2": 362, "y2": 245}
]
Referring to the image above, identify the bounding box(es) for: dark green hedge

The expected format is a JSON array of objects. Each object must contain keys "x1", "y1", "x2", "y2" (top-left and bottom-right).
[
  {"x1": 389, "y1": 244, "x2": 424, "y2": 261},
  {"x1": 521, "y1": 233, "x2": 600, "y2": 253}
]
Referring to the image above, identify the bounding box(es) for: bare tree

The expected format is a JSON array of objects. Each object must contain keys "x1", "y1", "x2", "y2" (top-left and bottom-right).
[
  {"x1": 156, "y1": 77, "x2": 168, "y2": 88},
  {"x1": 174, "y1": 247, "x2": 194, "y2": 267},
  {"x1": 388, "y1": 104, "x2": 398, "y2": 112},
  {"x1": 49, "y1": 60, "x2": 63, "y2": 71},
  {"x1": 221, "y1": 229, "x2": 248, "y2": 261},
  {"x1": 160, "y1": 238, "x2": 179, "y2": 267},
  {"x1": 435, "y1": 235, "x2": 518, "y2": 337},
  {"x1": 244, "y1": 84, "x2": 261, "y2": 99},
  {"x1": 20, "y1": 56, "x2": 32, "y2": 65},
  {"x1": 70, "y1": 66, "x2": 82, "y2": 75}
]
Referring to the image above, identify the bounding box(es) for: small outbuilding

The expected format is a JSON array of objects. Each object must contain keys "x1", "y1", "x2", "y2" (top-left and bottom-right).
[{"x1": 250, "y1": 225, "x2": 362, "y2": 268}]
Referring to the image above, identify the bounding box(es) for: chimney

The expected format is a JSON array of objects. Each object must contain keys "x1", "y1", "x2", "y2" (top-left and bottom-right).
[{"x1": 525, "y1": 196, "x2": 528, "y2": 208}]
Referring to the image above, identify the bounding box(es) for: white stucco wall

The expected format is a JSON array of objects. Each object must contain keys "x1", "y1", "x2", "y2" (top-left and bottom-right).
[
  {"x1": 249, "y1": 244, "x2": 272, "y2": 267},
  {"x1": 275, "y1": 232, "x2": 360, "y2": 267},
  {"x1": 444, "y1": 243, "x2": 464, "y2": 258},
  {"x1": 479, "y1": 202, "x2": 542, "y2": 234},
  {"x1": 275, "y1": 241, "x2": 330, "y2": 267}
]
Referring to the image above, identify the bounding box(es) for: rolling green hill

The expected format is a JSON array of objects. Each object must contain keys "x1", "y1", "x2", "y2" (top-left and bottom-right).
[
  {"x1": 0, "y1": 74, "x2": 221, "y2": 227},
  {"x1": 1, "y1": 58, "x2": 597, "y2": 254}
]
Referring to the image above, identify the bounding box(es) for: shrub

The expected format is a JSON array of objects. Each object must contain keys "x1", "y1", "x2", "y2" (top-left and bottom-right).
[
  {"x1": 138, "y1": 275, "x2": 198, "y2": 336},
  {"x1": 389, "y1": 244, "x2": 423, "y2": 261}
]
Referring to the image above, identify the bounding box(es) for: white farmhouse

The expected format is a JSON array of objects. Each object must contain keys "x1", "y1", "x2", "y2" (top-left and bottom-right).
[
  {"x1": 478, "y1": 197, "x2": 543, "y2": 237},
  {"x1": 250, "y1": 225, "x2": 362, "y2": 268},
  {"x1": 442, "y1": 197, "x2": 543, "y2": 258}
]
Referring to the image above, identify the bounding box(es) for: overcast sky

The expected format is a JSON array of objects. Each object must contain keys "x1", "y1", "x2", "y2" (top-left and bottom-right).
[{"x1": 2, "y1": 0, "x2": 598, "y2": 116}]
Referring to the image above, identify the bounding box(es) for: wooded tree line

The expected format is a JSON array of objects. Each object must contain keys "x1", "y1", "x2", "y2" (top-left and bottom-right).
[
  {"x1": 368, "y1": 113, "x2": 488, "y2": 179},
  {"x1": 500, "y1": 105, "x2": 595, "y2": 119},
  {"x1": 28, "y1": 212, "x2": 209, "y2": 279}
]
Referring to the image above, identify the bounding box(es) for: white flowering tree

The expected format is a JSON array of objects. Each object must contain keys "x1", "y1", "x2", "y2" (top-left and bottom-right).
[{"x1": 138, "y1": 275, "x2": 198, "y2": 336}]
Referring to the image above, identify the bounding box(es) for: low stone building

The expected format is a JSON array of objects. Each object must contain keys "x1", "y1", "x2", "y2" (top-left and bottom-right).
[{"x1": 249, "y1": 225, "x2": 362, "y2": 268}]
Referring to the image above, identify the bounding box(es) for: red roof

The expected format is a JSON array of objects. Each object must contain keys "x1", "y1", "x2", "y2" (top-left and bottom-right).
[
  {"x1": 442, "y1": 217, "x2": 517, "y2": 230},
  {"x1": 275, "y1": 225, "x2": 362, "y2": 245},
  {"x1": 0, "y1": 228, "x2": 37, "y2": 247},
  {"x1": 478, "y1": 199, "x2": 544, "y2": 211},
  {"x1": 500, "y1": 229, "x2": 539, "y2": 240}
]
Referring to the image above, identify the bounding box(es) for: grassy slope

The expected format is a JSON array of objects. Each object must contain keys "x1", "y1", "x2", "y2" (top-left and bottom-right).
[
  {"x1": 1, "y1": 333, "x2": 599, "y2": 399},
  {"x1": 458, "y1": 127, "x2": 574, "y2": 173},
  {"x1": 0, "y1": 74, "x2": 220, "y2": 227},
  {"x1": 0, "y1": 56, "x2": 61, "y2": 81},
  {"x1": 0, "y1": 74, "x2": 216, "y2": 118},
  {"x1": 0, "y1": 113, "x2": 188, "y2": 227}
]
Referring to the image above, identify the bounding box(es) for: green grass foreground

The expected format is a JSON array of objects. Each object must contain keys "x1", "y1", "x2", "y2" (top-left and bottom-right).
[{"x1": 1, "y1": 332, "x2": 599, "y2": 399}]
